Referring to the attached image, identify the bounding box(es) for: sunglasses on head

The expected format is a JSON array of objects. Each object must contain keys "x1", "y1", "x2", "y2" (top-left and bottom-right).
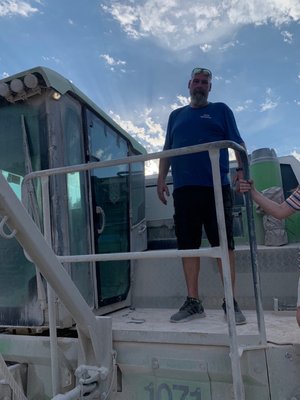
[{"x1": 191, "y1": 68, "x2": 212, "y2": 78}]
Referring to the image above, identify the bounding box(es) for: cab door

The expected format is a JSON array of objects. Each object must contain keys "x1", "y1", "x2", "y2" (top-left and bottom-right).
[{"x1": 86, "y1": 110, "x2": 130, "y2": 307}]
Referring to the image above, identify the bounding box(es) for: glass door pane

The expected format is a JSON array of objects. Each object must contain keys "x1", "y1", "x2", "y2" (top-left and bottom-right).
[
  {"x1": 0, "y1": 102, "x2": 45, "y2": 325},
  {"x1": 87, "y1": 110, "x2": 130, "y2": 306},
  {"x1": 62, "y1": 100, "x2": 94, "y2": 306}
]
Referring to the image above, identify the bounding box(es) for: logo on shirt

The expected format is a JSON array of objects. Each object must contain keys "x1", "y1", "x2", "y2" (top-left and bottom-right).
[{"x1": 200, "y1": 114, "x2": 212, "y2": 119}]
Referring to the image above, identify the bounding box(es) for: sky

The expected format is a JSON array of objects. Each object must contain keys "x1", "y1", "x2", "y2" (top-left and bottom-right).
[{"x1": 1, "y1": 0, "x2": 300, "y2": 174}]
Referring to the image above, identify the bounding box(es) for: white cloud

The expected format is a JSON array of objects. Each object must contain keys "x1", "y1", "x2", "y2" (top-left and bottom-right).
[
  {"x1": 109, "y1": 109, "x2": 165, "y2": 151},
  {"x1": 235, "y1": 105, "x2": 246, "y2": 112},
  {"x1": 260, "y1": 88, "x2": 279, "y2": 112},
  {"x1": 145, "y1": 116, "x2": 164, "y2": 136},
  {"x1": 219, "y1": 39, "x2": 240, "y2": 51},
  {"x1": 42, "y1": 55, "x2": 61, "y2": 64},
  {"x1": 235, "y1": 99, "x2": 253, "y2": 112},
  {"x1": 109, "y1": 108, "x2": 166, "y2": 174},
  {"x1": 0, "y1": 0, "x2": 39, "y2": 17},
  {"x1": 260, "y1": 99, "x2": 278, "y2": 112},
  {"x1": 101, "y1": 0, "x2": 300, "y2": 50},
  {"x1": 200, "y1": 43, "x2": 212, "y2": 53},
  {"x1": 100, "y1": 54, "x2": 126, "y2": 68},
  {"x1": 170, "y1": 94, "x2": 189, "y2": 110},
  {"x1": 101, "y1": 4, "x2": 143, "y2": 39},
  {"x1": 1, "y1": 71, "x2": 9, "y2": 78},
  {"x1": 291, "y1": 150, "x2": 300, "y2": 162},
  {"x1": 281, "y1": 30, "x2": 293, "y2": 43}
]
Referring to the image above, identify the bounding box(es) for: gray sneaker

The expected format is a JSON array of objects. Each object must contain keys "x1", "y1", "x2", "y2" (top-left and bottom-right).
[
  {"x1": 222, "y1": 298, "x2": 246, "y2": 325},
  {"x1": 170, "y1": 297, "x2": 206, "y2": 323}
]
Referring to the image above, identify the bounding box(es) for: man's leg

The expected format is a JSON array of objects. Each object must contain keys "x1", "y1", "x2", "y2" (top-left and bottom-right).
[
  {"x1": 170, "y1": 187, "x2": 205, "y2": 322},
  {"x1": 205, "y1": 186, "x2": 246, "y2": 324},
  {"x1": 217, "y1": 250, "x2": 246, "y2": 325},
  {"x1": 170, "y1": 256, "x2": 205, "y2": 323},
  {"x1": 183, "y1": 257, "x2": 200, "y2": 298}
]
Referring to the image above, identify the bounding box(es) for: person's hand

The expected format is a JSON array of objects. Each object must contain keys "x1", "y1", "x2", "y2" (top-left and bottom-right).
[
  {"x1": 157, "y1": 179, "x2": 170, "y2": 205},
  {"x1": 238, "y1": 179, "x2": 253, "y2": 193},
  {"x1": 232, "y1": 168, "x2": 244, "y2": 193}
]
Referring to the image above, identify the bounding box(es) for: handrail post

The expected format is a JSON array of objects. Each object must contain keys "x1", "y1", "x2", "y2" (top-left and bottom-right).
[
  {"x1": 41, "y1": 176, "x2": 61, "y2": 397},
  {"x1": 209, "y1": 148, "x2": 245, "y2": 400},
  {"x1": 244, "y1": 191, "x2": 267, "y2": 345}
]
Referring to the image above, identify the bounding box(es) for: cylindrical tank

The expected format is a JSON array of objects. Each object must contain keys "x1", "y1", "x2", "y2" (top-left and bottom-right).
[
  {"x1": 249, "y1": 148, "x2": 283, "y2": 244},
  {"x1": 250, "y1": 148, "x2": 283, "y2": 191}
]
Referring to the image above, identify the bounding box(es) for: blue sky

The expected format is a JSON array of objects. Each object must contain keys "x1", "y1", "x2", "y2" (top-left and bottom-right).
[{"x1": 1, "y1": 0, "x2": 300, "y2": 174}]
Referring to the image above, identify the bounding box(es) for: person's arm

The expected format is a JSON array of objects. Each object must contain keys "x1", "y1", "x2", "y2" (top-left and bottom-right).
[
  {"x1": 239, "y1": 179, "x2": 295, "y2": 220},
  {"x1": 157, "y1": 113, "x2": 173, "y2": 205},
  {"x1": 157, "y1": 157, "x2": 171, "y2": 205},
  {"x1": 251, "y1": 187, "x2": 294, "y2": 219},
  {"x1": 224, "y1": 104, "x2": 247, "y2": 180}
]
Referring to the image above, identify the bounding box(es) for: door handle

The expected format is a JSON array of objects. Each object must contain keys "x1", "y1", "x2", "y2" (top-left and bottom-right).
[
  {"x1": 96, "y1": 206, "x2": 106, "y2": 234},
  {"x1": 138, "y1": 224, "x2": 147, "y2": 234}
]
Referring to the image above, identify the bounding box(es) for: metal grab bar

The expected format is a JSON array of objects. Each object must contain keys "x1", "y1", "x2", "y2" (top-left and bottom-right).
[
  {"x1": 23, "y1": 140, "x2": 247, "y2": 182},
  {"x1": 0, "y1": 215, "x2": 17, "y2": 239}
]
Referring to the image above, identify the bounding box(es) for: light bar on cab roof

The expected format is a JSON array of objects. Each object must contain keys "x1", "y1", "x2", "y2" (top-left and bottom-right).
[
  {"x1": 0, "y1": 73, "x2": 41, "y2": 103},
  {"x1": 0, "y1": 82, "x2": 10, "y2": 98},
  {"x1": 10, "y1": 78, "x2": 24, "y2": 93},
  {"x1": 24, "y1": 73, "x2": 39, "y2": 89}
]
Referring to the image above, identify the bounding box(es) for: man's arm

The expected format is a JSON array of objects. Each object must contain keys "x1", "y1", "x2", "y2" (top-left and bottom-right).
[
  {"x1": 233, "y1": 141, "x2": 247, "y2": 189},
  {"x1": 157, "y1": 157, "x2": 171, "y2": 205}
]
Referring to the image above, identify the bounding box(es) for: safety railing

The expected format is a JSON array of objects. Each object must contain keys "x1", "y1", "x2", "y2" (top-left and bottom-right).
[{"x1": 0, "y1": 140, "x2": 266, "y2": 400}]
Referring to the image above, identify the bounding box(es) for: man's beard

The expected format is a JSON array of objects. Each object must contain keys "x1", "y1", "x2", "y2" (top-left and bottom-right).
[{"x1": 191, "y1": 90, "x2": 207, "y2": 107}]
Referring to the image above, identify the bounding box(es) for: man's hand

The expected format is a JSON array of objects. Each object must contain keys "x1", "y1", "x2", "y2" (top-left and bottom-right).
[
  {"x1": 238, "y1": 178, "x2": 253, "y2": 193},
  {"x1": 232, "y1": 169, "x2": 244, "y2": 193},
  {"x1": 157, "y1": 179, "x2": 170, "y2": 205}
]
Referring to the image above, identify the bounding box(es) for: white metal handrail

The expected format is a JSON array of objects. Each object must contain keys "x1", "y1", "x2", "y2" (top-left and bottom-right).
[
  {"x1": 23, "y1": 140, "x2": 265, "y2": 342},
  {"x1": 23, "y1": 140, "x2": 244, "y2": 180},
  {"x1": 16, "y1": 140, "x2": 266, "y2": 400}
]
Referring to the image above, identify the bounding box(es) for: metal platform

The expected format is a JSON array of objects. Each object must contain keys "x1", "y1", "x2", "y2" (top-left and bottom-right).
[
  {"x1": 110, "y1": 307, "x2": 300, "y2": 400},
  {"x1": 111, "y1": 307, "x2": 300, "y2": 346}
]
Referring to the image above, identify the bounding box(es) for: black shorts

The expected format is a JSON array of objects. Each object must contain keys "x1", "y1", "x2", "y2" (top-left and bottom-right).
[{"x1": 173, "y1": 185, "x2": 234, "y2": 250}]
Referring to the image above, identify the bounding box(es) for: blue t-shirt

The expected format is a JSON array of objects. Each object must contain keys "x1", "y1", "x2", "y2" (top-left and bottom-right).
[{"x1": 163, "y1": 102, "x2": 244, "y2": 189}]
